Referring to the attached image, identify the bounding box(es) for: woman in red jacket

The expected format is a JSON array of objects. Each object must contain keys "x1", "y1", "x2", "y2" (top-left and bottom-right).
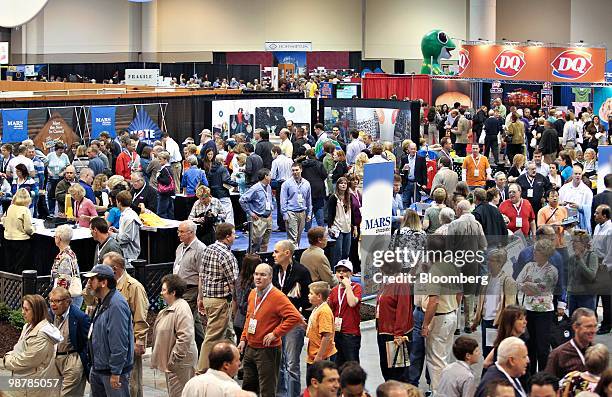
[{"x1": 376, "y1": 260, "x2": 413, "y2": 381}]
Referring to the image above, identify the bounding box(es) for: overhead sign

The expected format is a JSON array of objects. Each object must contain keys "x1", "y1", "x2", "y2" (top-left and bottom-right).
[
  {"x1": 264, "y1": 41, "x2": 312, "y2": 51},
  {"x1": 0, "y1": 42, "x2": 8, "y2": 65},
  {"x1": 90, "y1": 106, "x2": 117, "y2": 139},
  {"x1": 125, "y1": 69, "x2": 160, "y2": 86},
  {"x1": 457, "y1": 44, "x2": 606, "y2": 83},
  {"x1": 128, "y1": 106, "x2": 162, "y2": 145}
]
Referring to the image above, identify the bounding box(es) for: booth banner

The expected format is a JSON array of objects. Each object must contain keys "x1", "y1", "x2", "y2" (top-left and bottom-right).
[
  {"x1": 457, "y1": 44, "x2": 606, "y2": 83},
  {"x1": 127, "y1": 107, "x2": 162, "y2": 145},
  {"x1": 90, "y1": 106, "x2": 116, "y2": 139},
  {"x1": 1, "y1": 109, "x2": 29, "y2": 143},
  {"x1": 212, "y1": 99, "x2": 312, "y2": 139},
  {"x1": 360, "y1": 161, "x2": 395, "y2": 296},
  {"x1": 273, "y1": 51, "x2": 307, "y2": 75},
  {"x1": 594, "y1": 87, "x2": 612, "y2": 128},
  {"x1": 598, "y1": 146, "x2": 612, "y2": 194},
  {"x1": 33, "y1": 112, "x2": 79, "y2": 154},
  {"x1": 431, "y1": 79, "x2": 473, "y2": 108},
  {"x1": 319, "y1": 82, "x2": 334, "y2": 99}
]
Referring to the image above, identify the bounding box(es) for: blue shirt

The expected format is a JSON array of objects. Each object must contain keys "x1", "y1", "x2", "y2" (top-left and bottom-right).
[
  {"x1": 392, "y1": 193, "x2": 404, "y2": 220},
  {"x1": 107, "y1": 207, "x2": 121, "y2": 228},
  {"x1": 32, "y1": 156, "x2": 45, "y2": 187},
  {"x1": 181, "y1": 168, "x2": 208, "y2": 196},
  {"x1": 280, "y1": 177, "x2": 312, "y2": 219},
  {"x1": 88, "y1": 156, "x2": 105, "y2": 176},
  {"x1": 513, "y1": 245, "x2": 566, "y2": 302},
  {"x1": 239, "y1": 182, "x2": 273, "y2": 218},
  {"x1": 79, "y1": 181, "x2": 96, "y2": 203}
]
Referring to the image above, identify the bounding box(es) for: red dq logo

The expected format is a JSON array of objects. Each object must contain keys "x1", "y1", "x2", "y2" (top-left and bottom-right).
[
  {"x1": 494, "y1": 49, "x2": 526, "y2": 77},
  {"x1": 551, "y1": 50, "x2": 593, "y2": 80},
  {"x1": 457, "y1": 48, "x2": 470, "y2": 75}
]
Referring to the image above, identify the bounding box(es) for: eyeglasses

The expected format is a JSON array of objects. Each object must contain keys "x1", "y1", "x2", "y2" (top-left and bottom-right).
[{"x1": 49, "y1": 298, "x2": 67, "y2": 304}]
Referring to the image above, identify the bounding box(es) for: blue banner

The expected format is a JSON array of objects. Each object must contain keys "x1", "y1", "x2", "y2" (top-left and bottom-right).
[
  {"x1": 90, "y1": 106, "x2": 116, "y2": 139},
  {"x1": 127, "y1": 106, "x2": 161, "y2": 145},
  {"x1": 274, "y1": 51, "x2": 307, "y2": 74},
  {"x1": 593, "y1": 87, "x2": 612, "y2": 128},
  {"x1": 1, "y1": 109, "x2": 29, "y2": 143}
]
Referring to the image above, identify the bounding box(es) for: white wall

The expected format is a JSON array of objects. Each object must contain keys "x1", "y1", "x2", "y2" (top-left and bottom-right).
[
  {"x1": 364, "y1": 0, "x2": 467, "y2": 60},
  {"x1": 570, "y1": 0, "x2": 612, "y2": 49},
  {"x1": 496, "y1": 0, "x2": 571, "y2": 43},
  {"x1": 156, "y1": 0, "x2": 362, "y2": 52}
]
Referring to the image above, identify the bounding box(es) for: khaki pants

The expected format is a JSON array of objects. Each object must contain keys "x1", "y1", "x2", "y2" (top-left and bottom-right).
[
  {"x1": 198, "y1": 297, "x2": 230, "y2": 372},
  {"x1": 55, "y1": 352, "x2": 85, "y2": 397},
  {"x1": 171, "y1": 162, "x2": 182, "y2": 193},
  {"x1": 251, "y1": 215, "x2": 272, "y2": 253},
  {"x1": 130, "y1": 351, "x2": 143, "y2": 397},
  {"x1": 166, "y1": 366, "x2": 194, "y2": 397},
  {"x1": 425, "y1": 311, "x2": 457, "y2": 392},
  {"x1": 286, "y1": 211, "x2": 306, "y2": 248},
  {"x1": 242, "y1": 345, "x2": 282, "y2": 397}
]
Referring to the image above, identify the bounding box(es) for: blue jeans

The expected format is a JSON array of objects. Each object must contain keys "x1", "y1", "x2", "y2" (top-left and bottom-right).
[
  {"x1": 568, "y1": 294, "x2": 596, "y2": 315},
  {"x1": 407, "y1": 307, "x2": 428, "y2": 387},
  {"x1": 157, "y1": 194, "x2": 174, "y2": 219},
  {"x1": 90, "y1": 370, "x2": 130, "y2": 397},
  {"x1": 331, "y1": 232, "x2": 351, "y2": 268},
  {"x1": 334, "y1": 333, "x2": 361, "y2": 368},
  {"x1": 402, "y1": 181, "x2": 419, "y2": 208},
  {"x1": 480, "y1": 319, "x2": 496, "y2": 360},
  {"x1": 305, "y1": 204, "x2": 325, "y2": 231},
  {"x1": 277, "y1": 325, "x2": 305, "y2": 397}
]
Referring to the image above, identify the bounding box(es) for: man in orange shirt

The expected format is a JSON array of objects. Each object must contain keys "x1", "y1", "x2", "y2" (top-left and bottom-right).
[
  {"x1": 537, "y1": 189, "x2": 568, "y2": 249},
  {"x1": 462, "y1": 144, "x2": 491, "y2": 190},
  {"x1": 238, "y1": 263, "x2": 304, "y2": 397}
]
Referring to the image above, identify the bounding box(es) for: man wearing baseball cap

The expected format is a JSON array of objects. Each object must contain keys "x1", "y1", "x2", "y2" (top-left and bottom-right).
[
  {"x1": 83, "y1": 264, "x2": 134, "y2": 397},
  {"x1": 327, "y1": 260, "x2": 362, "y2": 368}
]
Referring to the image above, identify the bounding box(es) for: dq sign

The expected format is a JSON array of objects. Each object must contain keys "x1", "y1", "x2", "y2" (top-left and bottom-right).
[
  {"x1": 494, "y1": 49, "x2": 526, "y2": 77},
  {"x1": 457, "y1": 48, "x2": 470, "y2": 75},
  {"x1": 551, "y1": 50, "x2": 594, "y2": 80}
]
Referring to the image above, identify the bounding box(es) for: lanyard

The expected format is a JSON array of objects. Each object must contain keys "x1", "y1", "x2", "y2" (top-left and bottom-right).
[
  {"x1": 471, "y1": 154, "x2": 481, "y2": 169},
  {"x1": 261, "y1": 184, "x2": 270, "y2": 204},
  {"x1": 96, "y1": 238, "x2": 111, "y2": 263},
  {"x1": 253, "y1": 285, "x2": 273, "y2": 317},
  {"x1": 133, "y1": 186, "x2": 146, "y2": 201},
  {"x1": 307, "y1": 304, "x2": 324, "y2": 334},
  {"x1": 513, "y1": 199, "x2": 523, "y2": 216},
  {"x1": 526, "y1": 176, "x2": 535, "y2": 188},
  {"x1": 337, "y1": 285, "x2": 350, "y2": 317},
  {"x1": 570, "y1": 339, "x2": 586, "y2": 366},
  {"x1": 176, "y1": 240, "x2": 195, "y2": 265},
  {"x1": 495, "y1": 363, "x2": 527, "y2": 397},
  {"x1": 278, "y1": 265, "x2": 292, "y2": 289}
]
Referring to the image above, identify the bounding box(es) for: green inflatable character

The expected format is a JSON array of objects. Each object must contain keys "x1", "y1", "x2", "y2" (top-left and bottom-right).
[{"x1": 420, "y1": 30, "x2": 456, "y2": 75}]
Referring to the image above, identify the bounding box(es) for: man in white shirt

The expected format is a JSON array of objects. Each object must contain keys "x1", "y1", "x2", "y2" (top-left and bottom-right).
[
  {"x1": 162, "y1": 132, "x2": 183, "y2": 194},
  {"x1": 271, "y1": 146, "x2": 294, "y2": 232},
  {"x1": 181, "y1": 341, "x2": 246, "y2": 397},
  {"x1": 559, "y1": 164, "x2": 593, "y2": 232},
  {"x1": 593, "y1": 204, "x2": 612, "y2": 335},
  {"x1": 532, "y1": 151, "x2": 550, "y2": 178},
  {"x1": 7, "y1": 144, "x2": 35, "y2": 179},
  {"x1": 278, "y1": 128, "x2": 293, "y2": 159},
  {"x1": 345, "y1": 130, "x2": 366, "y2": 165}
]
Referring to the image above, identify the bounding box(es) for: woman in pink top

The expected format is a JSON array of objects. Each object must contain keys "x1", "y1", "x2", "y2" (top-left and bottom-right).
[{"x1": 68, "y1": 183, "x2": 97, "y2": 228}]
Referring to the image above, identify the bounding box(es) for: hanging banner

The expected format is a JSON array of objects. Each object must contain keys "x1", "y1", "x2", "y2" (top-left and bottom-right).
[
  {"x1": 360, "y1": 161, "x2": 395, "y2": 296},
  {"x1": 1, "y1": 109, "x2": 29, "y2": 142},
  {"x1": 33, "y1": 111, "x2": 79, "y2": 154},
  {"x1": 319, "y1": 82, "x2": 334, "y2": 99},
  {"x1": 90, "y1": 106, "x2": 116, "y2": 139},
  {"x1": 457, "y1": 44, "x2": 606, "y2": 83},
  {"x1": 127, "y1": 106, "x2": 162, "y2": 146},
  {"x1": 265, "y1": 41, "x2": 312, "y2": 51},
  {"x1": 594, "y1": 87, "x2": 612, "y2": 128}
]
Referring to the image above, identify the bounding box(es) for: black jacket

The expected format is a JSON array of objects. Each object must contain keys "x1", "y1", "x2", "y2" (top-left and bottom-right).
[
  {"x1": 131, "y1": 184, "x2": 158, "y2": 213},
  {"x1": 399, "y1": 153, "x2": 427, "y2": 186},
  {"x1": 591, "y1": 190, "x2": 612, "y2": 227},
  {"x1": 245, "y1": 153, "x2": 263, "y2": 185},
  {"x1": 272, "y1": 260, "x2": 312, "y2": 319},
  {"x1": 156, "y1": 165, "x2": 173, "y2": 196},
  {"x1": 539, "y1": 127, "x2": 559, "y2": 155},
  {"x1": 292, "y1": 138, "x2": 307, "y2": 159},
  {"x1": 331, "y1": 160, "x2": 349, "y2": 184},
  {"x1": 472, "y1": 202, "x2": 508, "y2": 247},
  {"x1": 554, "y1": 118, "x2": 565, "y2": 136},
  {"x1": 484, "y1": 116, "x2": 503, "y2": 136},
  {"x1": 208, "y1": 163, "x2": 236, "y2": 199},
  {"x1": 326, "y1": 193, "x2": 355, "y2": 226},
  {"x1": 475, "y1": 365, "x2": 523, "y2": 397},
  {"x1": 301, "y1": 158, "x2": 327, "y2": 200},
  {"x1": 473, "y1": 109, "x2": 488, "y2": 133},
  {"x1": 255, "y1": 140, "x2": 274, "y2": 170},
  {"x1": 517, "y1": 173, "x2": 551, "y2": 214}
]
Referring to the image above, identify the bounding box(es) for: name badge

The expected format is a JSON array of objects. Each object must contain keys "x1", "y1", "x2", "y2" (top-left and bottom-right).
[
  {"x1": 334, "y1": 317, "x2": 343, "y2": 332},
  {"x1": 248, "y1": 318, "x2": 257, "y2": 334},
  {"x1": 297, "y1": 193, "x2": 304, "y2": 206},
  {"x1": 473, "y1": 169, "x2": 480, "y2": 177},
  {"x1": 515, "y1": 217, "x2": 523, "y2": 228},
  {"x1": 304, "y1": 336, "x2": 310, "y2": 351},
  {"x1": 264, "y1": 201, "x2": 271, "y2": 211},
  {"x1": 527, "y1": 189, "x2": 534, "y2": 198}
]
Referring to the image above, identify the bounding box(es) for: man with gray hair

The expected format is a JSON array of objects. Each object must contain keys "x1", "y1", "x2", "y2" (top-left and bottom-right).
[
  {"x1": 475, "y1": 336, "x2": 529, "y2": 397},
  {"x1": 146, "y1": 145, "x2": 164, "y2": 188},
  {"x1": 434, "y1": 207, "x2": 456, "y2": 235},
  {"x1": 516, "y1": 160, "x2": 551, "y2": 214},
  {"x1": 78, "y1": 167, "x2": 96, "y2": 203},
  {"x1": 494, "y1": 171, "x2": 509, "y2": 202},
  {"x1": 174, "y1": 220, "x2": 206, "y2": 352}
]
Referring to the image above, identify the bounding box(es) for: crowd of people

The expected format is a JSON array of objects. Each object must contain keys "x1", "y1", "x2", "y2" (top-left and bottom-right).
[{"x1": 0, "y1": 97, "x2": 611, "y2": 397}]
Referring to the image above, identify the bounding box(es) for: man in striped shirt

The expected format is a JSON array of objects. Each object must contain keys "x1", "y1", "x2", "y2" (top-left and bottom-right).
[{"x1": 197, "y1": 222, "x2": 239, "y2": 373}]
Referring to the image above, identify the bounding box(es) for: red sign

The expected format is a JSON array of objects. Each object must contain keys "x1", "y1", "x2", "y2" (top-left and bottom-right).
[
  {"x1": 457, "y1": 48, "x2": 470, "y2": 76},
  {"x1": 494, "y1": 49, "x2": 527, "y2": 78},
  {"x1": 550, "y1": 50, "x2": 594, "y2": 80}
]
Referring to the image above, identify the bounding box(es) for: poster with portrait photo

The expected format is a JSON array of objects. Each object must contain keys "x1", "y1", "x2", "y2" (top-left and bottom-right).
[
  {"x1": 255, "y1": 107, "x2": 286, "y2": 134},
  {"x1": 229, "y1": 108, "x2": 254, "y2": 138},
  {"x1": 597, "y1": 145, "x2": 612, "y2": 194}
]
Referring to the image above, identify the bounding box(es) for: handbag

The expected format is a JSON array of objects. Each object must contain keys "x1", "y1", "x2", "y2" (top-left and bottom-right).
[
  {"x1": 385, "y1": 339, "x2": 410, "y2": 368},
  {"x1": 530, "y1": 137, "x2": 537, "y2": 149},
  {"x1": 158, "y1": 168, "x2": 175, "y2": 194},
  {"x1": 69, "y1": 275, "x2": 82, "y2": 297},
  {"x1": 478, "y1": 130, "x2": 486, "y2": 145}
]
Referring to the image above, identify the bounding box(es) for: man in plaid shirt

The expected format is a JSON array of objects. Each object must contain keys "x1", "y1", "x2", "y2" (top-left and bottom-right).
[{"x1": 197, "y1": 222, "x2": 239, "y2": 372}]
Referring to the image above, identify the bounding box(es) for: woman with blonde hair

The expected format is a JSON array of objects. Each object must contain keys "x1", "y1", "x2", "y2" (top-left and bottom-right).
[
  {"x1": 508, "y1": 153, "x2": 526, "y2": 183},
  {"x1": 422, "y1": 186, "x2": 447, "y2": 233},
  {"x1": 1, "y1": 294, "x2": 63, "y2": 397},
  {"x1": 389, "y1": 209, "x2": 426, "y2": 268},
  {"x1": 383, "y1": 141, "x2": 396, "y2": 163},
  {"x1": 188, "y1": 185, "x2": 226, "y2": 244},
  {"x1": 71, "y1": 144, "x2": 89, "y2": 177},
  {"x1": 68, "y1": 183, "x2": 97, "y2": 228},
  {"x1": 92, "y1": 173, "x2": 109, "y2": 213},
  {"x1": 351, "y1": 152, "x2": 369, "y2": 192},
  {"x1": 2, "y1": 188, "x2": 34, "y2": 274},
  {"x1": 107, "y1": 174, "x2": 127, "y2": 191}
]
